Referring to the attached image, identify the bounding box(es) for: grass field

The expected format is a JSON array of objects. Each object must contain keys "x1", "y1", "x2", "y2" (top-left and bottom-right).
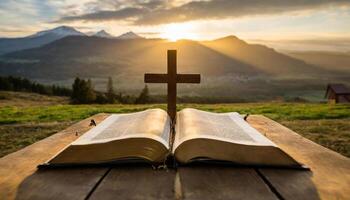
[{"x1": 0, "y1": 91, "x2": 349, "y2": 158}]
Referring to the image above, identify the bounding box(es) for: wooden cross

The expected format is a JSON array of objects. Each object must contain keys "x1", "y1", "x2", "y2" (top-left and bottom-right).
[{"x1": 144, "y1": 50, "x2": 201, "y2": 123}]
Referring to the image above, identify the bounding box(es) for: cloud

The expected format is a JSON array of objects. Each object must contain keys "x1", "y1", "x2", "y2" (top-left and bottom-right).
[
  {"x1": 56, "y1": 0, "x2": 350, "y2": 25},
  {"x1": 59, "y1": 7, "x2": 145, "y2": 22},
  {"x1": 0, "y1": 27, "x2": 30, "y2": 33}
]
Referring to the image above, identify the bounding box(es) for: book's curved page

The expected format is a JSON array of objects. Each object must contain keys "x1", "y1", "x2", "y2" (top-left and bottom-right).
[
  {"x1": 174, "y1": 108, "x2": 302, "y2": 167},
  {"x1": 47, "y1": 109, "x2": 171, "y2": 165}
]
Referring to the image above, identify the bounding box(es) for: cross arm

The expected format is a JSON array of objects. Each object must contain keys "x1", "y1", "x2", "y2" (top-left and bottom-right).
[
  {"x1": 144, "y1": 73, "x2": 168, "y2": 83},
  {"x1": 145, "y1": 73, "x2": 201, "y2": 83},
  {"x1": 177, "y1": 74, "x2": 201, "y2": 83}
]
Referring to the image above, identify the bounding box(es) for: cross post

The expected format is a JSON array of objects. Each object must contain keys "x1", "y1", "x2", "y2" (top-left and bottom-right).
[{"x1": 144, "y1": 50, "x2": 200, "y2": 124}]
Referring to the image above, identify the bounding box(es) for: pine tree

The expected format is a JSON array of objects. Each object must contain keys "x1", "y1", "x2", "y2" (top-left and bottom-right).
[
  {"x1": 86, "y1": 79, "x2": 96, "y2": 103},
  {"x1": 71, "y1": 77, "x2": 96, "y2": 104},
  {"x1": 106, "y1": 77, "x2": 115, "y2": 103},
  {"x1": 135, "y1": 85, "x2": 150, "y2": 104},
  {"x1": 71, "y1": 77, "x2": 81, "y2": 103}
]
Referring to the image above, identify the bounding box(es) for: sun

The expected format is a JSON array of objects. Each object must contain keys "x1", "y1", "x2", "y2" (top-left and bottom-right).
[{"x1": 160, "y1": 23, "x2": 198, "y2": 41}]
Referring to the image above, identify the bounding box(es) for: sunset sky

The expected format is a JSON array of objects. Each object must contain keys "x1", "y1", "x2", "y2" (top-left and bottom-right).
[{"x1": 1, "y1": 0, "x2": 350, "y2": 50}]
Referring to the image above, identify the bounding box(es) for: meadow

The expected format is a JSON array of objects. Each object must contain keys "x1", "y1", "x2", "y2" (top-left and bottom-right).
[{"x1": 0, "y1": 91, "x2": 349, "y2": 158}]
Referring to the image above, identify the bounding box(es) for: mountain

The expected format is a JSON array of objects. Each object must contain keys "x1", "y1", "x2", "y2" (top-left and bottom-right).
[
  {"x1": 1, "y1": 35, "x2": 330, "y2": 78},
  {"x1": 2, "y1": 36, "x2": 258, "y2": 77},
  {"x1": 200, "y1": 36, "x2": 320, "y2": 76},
  {"x1": 1, "y1": 35, "x2": 345, "y2": 101},
  {"x1": 93, "y1": 30, "x2": 114, "y2": 38},
  {"x1": 116, "y1": 31, "x2": 143, "y2": 39},
  {"x1": 28, "y1": 26, "x2": 84, "y2": 38},
  {"x1": 0, "y1": 26, "x2": 85, "y2": 55}
]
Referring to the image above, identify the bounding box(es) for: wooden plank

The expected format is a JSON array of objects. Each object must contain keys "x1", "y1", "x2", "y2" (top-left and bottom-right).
[
  {"x1": 90, "y1": 166, "x2": 176, "y2": 200},
  {"x1": 13, "y1": 167, "x2": 108, "y2": 200},
  {"x1": 178, "y1": 166, "x2": 278, "y2": 200},
  {"x1": 247, "y1": 115, "x2": 350, "y2": 200},
  {"x1": 0, "y1": 113, "x2": 110, "y2": 200}
]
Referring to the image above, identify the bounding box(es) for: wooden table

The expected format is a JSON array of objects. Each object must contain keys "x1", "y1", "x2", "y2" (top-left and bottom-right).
[{"x1": 0, "y1": 114, "x2": 349, "y2": 200}]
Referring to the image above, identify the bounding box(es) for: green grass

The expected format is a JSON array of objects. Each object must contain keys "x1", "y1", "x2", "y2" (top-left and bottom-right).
[
  {"x1": 0, "y1": 122, "x2": 73, "y2": 157},
  {"x1": 0, "y1": 103, "x2": 349, "y2": 124},
  {"x1": 0, "y1": 102, "x2": 349, "y2": 157},
  {"x1": 281, "y1": 119, "x2": 350, "y2": 157},
  {"x1": 0, "y1": 104, "x2": 161, "y2": 124}
]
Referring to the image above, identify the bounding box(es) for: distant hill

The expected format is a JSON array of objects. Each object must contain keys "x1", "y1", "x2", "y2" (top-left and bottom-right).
[
  {"x1": 0, "y1": 26, "x2": 85, "y2": 55},
  {"x1": 201, "y1": 36, "x2": 322, "y2": 77},
  {"x1": 286, "y1": 51, "x2": 350, "y2": 73},
  {"x1": 1, "y1": 35, "x2": 348, "y2": 101}
]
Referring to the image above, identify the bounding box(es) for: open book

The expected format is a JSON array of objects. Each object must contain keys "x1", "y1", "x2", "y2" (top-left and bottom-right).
[{"x1": 43, "y1": 108, "x2": 302, "y2": 168}]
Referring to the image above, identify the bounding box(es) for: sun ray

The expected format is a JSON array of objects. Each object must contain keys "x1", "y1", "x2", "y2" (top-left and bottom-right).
[{"x1": 160, "y1": 23, "x2": 199, "y2": 41}]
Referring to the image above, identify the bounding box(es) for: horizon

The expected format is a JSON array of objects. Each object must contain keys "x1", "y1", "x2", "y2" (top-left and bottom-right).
[
  {"x1": 1, "y1": 1, "x2": 350, "y2": 52},
  {"x1": 2, "y1": 25, "x2": 350, "y2": 53}
]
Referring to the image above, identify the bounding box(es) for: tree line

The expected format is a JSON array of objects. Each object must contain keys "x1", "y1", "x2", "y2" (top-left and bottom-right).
[
  {"x1": 0, "y1": 76, "x2": 72, "y2": 96},
  {"x1": 0, "y1": 75, "x2": 150, "y2": 104},
  {"x1": 70, "y1": 77, "x2": 150, "y2": 104},
  {"x1": 0, "y1": 75, "x2": 261, "y2": 104}
]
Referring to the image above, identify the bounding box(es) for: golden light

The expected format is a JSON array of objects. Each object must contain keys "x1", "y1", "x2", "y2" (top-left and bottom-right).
[{"x1": 160, "y1": 23, "x2": 199, "y2": 41}]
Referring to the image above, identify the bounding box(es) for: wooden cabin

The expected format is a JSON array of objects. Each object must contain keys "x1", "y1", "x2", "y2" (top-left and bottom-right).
[{"x1": 325, "y1": 84, "x2": 350, "y2": 103}]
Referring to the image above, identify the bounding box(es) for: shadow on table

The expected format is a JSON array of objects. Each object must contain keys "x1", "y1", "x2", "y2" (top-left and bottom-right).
[
  {"x1": 178, "y1": 164, "x2": 321, "y2": 200},
  {"x1": 15, "y1": 164, "x2": 174, "y2": 200},
  {"x1": 15, "y1": 167, "x2": 109, "y2": 200},
  {"x1": 15, "y1": 164, "x2": 320, "y2": 200}
]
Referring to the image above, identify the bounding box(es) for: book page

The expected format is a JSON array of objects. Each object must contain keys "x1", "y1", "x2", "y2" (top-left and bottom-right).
[
  {"x1": 174, "y1": 108, "x2": 276, "y2": 150},
  {"x1": 73, "y1": 109, "x2": 171, "y2": 148}
]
